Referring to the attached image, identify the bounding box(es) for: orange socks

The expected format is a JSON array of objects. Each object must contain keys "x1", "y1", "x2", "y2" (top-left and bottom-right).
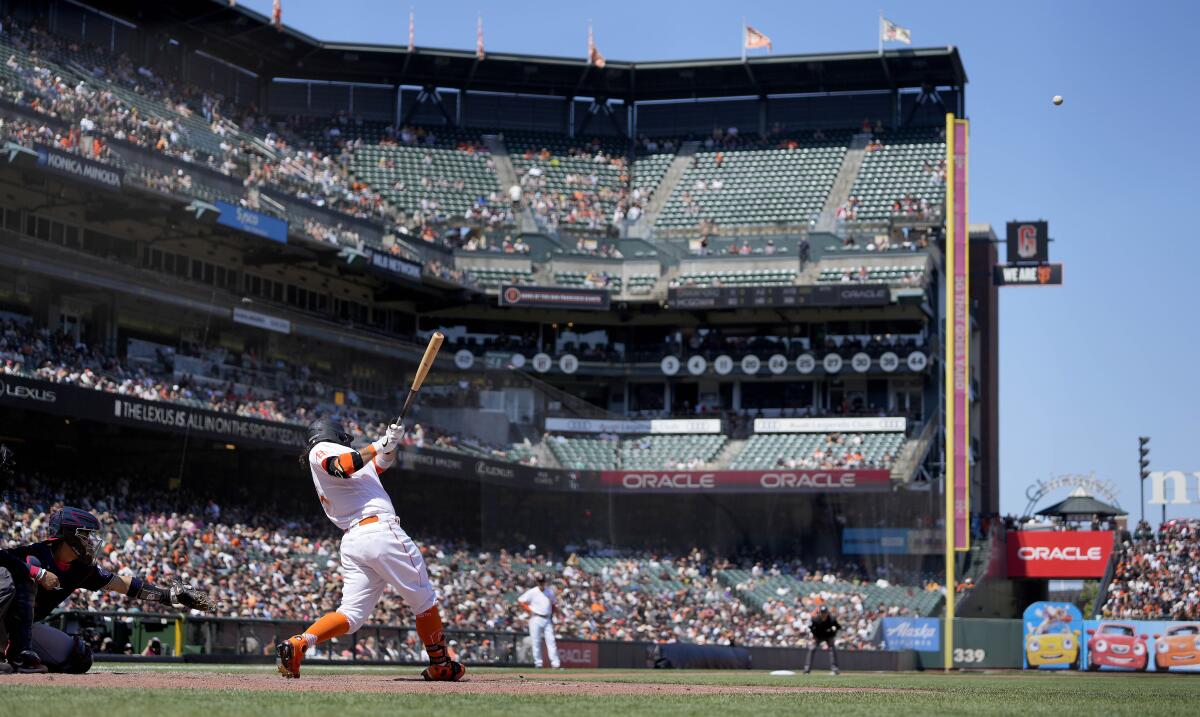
[
  {"x1": 415, "y1": 606, "x2": 445, "y2": 646},
  {"x1": 301, "y1": 611, "x2": 350, "y2": 648},
  {"x1": 415, "y1": 606, "x2": 449, "y2": 663}
]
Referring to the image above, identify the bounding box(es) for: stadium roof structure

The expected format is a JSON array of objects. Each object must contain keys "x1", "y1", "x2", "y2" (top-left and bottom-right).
[
  {"x1": 91, "y1": 0, "x2": 966, "y2": 101},
  {"x1": 1035, "y1": 488, "x2": 1126, "y2": 520}
]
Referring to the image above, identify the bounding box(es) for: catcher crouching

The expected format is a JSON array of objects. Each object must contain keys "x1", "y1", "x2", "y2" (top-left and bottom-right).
[{"x1": 0, "y1": 506, "x2": 213, "y2": 674}]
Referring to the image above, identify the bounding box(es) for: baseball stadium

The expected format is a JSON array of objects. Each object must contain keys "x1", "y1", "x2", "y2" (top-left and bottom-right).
[{"x1": 0, "y1": 1, "x2": 1195, "y2": 715}]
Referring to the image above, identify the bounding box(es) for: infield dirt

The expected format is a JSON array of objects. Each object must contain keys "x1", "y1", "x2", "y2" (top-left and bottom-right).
[{"x1": 1, "y1": 670, "x2": 919, "y2": 696}]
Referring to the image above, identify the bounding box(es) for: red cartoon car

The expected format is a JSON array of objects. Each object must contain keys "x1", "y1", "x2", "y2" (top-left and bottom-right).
[
  {"x1": 1153, "y1": 624, "x2": 1200, "y2": 670},
  {"x1": 1087, "y1": 622, "x2": 1149, "y2": 671}
]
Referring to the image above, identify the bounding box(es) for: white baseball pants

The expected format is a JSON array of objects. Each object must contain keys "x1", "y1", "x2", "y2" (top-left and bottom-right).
[
  {"x1": 528, "y1": 614, "x2": 560, "y2": 668},
  {"x1": 336, "y1": 516, "x2": 437, "y2": 633}
]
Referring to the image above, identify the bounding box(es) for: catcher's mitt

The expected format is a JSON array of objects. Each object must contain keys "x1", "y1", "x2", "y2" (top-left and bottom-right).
[{"x1": 169, "y1": 582, "x2": 215, "y2": 612}]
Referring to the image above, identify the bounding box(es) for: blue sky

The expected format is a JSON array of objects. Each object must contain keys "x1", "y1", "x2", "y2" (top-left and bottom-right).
[{"x1": 242, "y1": 0, "x2": 1200, "y2": 522}]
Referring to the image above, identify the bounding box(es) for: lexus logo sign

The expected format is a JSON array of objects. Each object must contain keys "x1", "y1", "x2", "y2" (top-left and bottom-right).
[
  {"x1": 1007, "y1": 531, "x2": 1113, "y2": 578},
  {"x1": 0, "y1": 379, "x2": 57, "y2": 403}
]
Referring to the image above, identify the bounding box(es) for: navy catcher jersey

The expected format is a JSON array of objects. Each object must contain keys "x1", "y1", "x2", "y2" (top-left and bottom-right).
[{"x1": 0, "y1": 541, "x2": 113, "y2": 620}]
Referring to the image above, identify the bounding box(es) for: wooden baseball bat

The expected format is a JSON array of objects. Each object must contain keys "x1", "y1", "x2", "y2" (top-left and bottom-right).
[{"x1": 395, "y1": 332, "x2": 444, "y2": 424}]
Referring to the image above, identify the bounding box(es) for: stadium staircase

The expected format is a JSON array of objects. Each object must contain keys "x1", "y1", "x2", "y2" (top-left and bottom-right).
[
  {"x1": 710, "y1": 438, "x2": 746, "y2": 469},
  {"x1": 533, "y1": 441, "x2": 563, "y2": 469},
  {"x1": 814, "y1": 132, "x2": 872, "y2": 232},
  {"x1": 483, "y1": 135, "x2": 538, "y2": 233},
  {"x1": 633, "y1": 140, "x2": 699, "y2": 237},
  {"x1": 890, "y1": 419, "x2": 936, "y2": 484}
]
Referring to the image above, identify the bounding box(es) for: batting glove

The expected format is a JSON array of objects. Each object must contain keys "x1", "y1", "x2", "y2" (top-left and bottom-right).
[{"x1": 372, "y1": 424, "x2": 404, "y2": 457}]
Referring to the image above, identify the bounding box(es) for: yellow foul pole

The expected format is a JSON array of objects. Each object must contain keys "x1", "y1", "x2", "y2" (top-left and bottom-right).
[{"x1": 943, "y1": 111, "x2": 957, "y2": 672}]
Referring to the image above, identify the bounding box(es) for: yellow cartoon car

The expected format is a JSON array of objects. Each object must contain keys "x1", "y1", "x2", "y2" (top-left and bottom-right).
[
  {"x1": 1026, "y1": 630, "x2": 1081, "y2": 668},
  {"x1": 1154, "y1": 624, "x2": 1200, "y2": 670}
]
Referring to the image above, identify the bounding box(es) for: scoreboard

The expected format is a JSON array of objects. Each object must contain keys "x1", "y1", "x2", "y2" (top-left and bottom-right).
[{"x1": 668, "y1": 284, "x2": 891, "y2": 309}]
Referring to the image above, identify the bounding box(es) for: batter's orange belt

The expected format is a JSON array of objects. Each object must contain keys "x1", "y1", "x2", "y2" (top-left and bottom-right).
[{"x1": 347, "y1": 515, "x2": 381, "y2": 532}]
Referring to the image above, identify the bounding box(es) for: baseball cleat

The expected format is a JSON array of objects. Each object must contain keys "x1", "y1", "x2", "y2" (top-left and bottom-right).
[
  {"x1": 11, "y1": 650, "x2": 48, "y2": 674},
  {"x1": 276, "y1": 636, "x2": 306, "y2": 679},
  {"x1": 421, "y1": 660, "x2": 466, "y2": 681}
]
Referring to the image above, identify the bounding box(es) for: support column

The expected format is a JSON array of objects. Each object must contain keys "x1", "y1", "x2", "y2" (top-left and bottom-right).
[{"x1": 32, "y1": 291, "x2": 61, "y2": 334}]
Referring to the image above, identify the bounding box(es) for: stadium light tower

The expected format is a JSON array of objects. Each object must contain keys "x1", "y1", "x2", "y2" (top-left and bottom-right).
[{"x1": 1138, "y1": 436, "x2": 1150, "y2": 525}]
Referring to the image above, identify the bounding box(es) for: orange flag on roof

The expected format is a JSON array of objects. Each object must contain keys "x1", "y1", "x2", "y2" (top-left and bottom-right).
[
  {"x1": 588, "y1": 22, "x2": 606, "y2": 69},
  {"x1": 745, "y1": 25, "x2": 772, "y2": 52}
]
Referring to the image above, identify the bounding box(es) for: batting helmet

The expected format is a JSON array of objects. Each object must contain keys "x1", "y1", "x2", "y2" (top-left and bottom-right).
[
  {"x1": 47, "y1": 507, "x2": 102, "y2": 563},
  {"x1": 306, "y1": 417, "x2": 352, "y2": 450}
]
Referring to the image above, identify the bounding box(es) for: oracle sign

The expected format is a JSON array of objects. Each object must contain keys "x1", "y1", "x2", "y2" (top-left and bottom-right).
[
  {"x1": 1007, "y1": 531, "x2": 1114, "y2": 578},
  {"x1": 554, "y1": 640, "x2": 600, "y2": 668},
  {"x1": 598, "y1": 470, "x2": 891, "y2": 493}
]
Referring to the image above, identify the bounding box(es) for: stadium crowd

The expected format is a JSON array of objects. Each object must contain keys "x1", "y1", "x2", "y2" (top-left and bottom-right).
[
  {"x1": 0, "y1": 19, "x2": 503, "y2": 253},
  {"x1": 0, "y1": 317, "x2": 525, "y2": 462},
  {"x1": 0, "y1": 473, "x2": 921, "y2": 653},
  {"x1": 1099, "y1": 519, "x2": 1200, "y2": 621}
]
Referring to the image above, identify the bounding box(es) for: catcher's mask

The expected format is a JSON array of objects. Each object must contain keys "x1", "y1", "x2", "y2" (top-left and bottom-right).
[{"x1": 48, "y1": 506, "x2": 102, "y2": 563}]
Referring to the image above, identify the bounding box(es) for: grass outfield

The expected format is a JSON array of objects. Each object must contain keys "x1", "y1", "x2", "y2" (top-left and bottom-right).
[{"x1": 0, "y1": 664, "x2": 1194, "y2": 716}]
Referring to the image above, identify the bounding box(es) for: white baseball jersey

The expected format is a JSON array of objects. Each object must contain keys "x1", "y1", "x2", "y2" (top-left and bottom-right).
[
  {"x1": 518, "y1": 586, "x2": 556, "y2": 617},
  {"x1": 309, "y1": 441, "x2": 395, "y2": 530}
]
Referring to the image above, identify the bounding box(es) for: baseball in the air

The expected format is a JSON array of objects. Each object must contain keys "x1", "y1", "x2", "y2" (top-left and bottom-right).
[{"x1": 1052, "y1": 95, "x2": 1063, "y2": 105}]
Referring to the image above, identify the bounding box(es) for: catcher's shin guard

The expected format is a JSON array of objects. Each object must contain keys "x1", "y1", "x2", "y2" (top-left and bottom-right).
[{"x1": 276, "y1": 635, "x2": 306, "y2": 679}]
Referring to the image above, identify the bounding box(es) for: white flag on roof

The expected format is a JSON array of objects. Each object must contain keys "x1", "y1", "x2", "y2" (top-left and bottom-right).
[{"x1": 880, "y1": 17, "x2": 912, "y2": 45}]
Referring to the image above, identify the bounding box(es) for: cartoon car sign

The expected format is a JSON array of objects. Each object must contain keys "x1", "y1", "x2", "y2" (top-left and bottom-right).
[
  {"x1": 1025, "y1": 630, "x2": 1081, "y2": 668},
  {"x1": 1087, "y1": 622, "x2": 1149, "y2": 671},
  {"x1": 1153, "y1": 624, "x2": 1200, "y2": 670}
]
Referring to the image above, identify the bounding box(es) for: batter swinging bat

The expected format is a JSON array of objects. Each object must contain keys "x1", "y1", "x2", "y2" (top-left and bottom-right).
[{"x1": 395, "y1": 332, "x2": 444, "y2": 424}]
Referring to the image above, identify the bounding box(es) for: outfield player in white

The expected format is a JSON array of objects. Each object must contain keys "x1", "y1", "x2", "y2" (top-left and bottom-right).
[
  {"x1": 276, "y1": 417, "x2": 464, "y2": 681},
  {"x1": 517, "y1": 573, "x2": 561, "y2": 669}
]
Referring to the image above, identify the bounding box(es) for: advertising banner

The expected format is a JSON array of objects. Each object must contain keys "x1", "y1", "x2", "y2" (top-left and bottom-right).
[
  {"x1": 842, "y1": 528, "x2": 945, "y2": 555},
  {"x1": 214, "y1": 200, "x2": 289, "y2": 244},
  {"x1": 232, "y1": 307, "x2": 291, "y2": 335},
  {"x1": 35, "y1": 144, "x2": 124, "y2": 191},
  {"x1": 1022, "y1": 603, "x2": 1200, "y2": 673},
  {"x1": 553, "y1": 640, "x2": 601, "y2": 669},
  {"x1": 754, "y1": 416, "x2": 906, "y2": 434},
  {"x1": 393, "y1": 448, "x2": 591, "y2": 492},
  {"x1": 544, "y1": 417, "x2": 721, "y2": 435},
  {"x1": 1022, "y1": 602, "x2": 1085, "y2": 670},
  {"x1": 1006, "y1": 220, "x2": 1049, "y2": 262},
  {"x1": 843, "y1": 528, "x2": 909, "y2": 555},
  {"x1": 1007, "y1": 531, "x2": 1114, "y2": 578},
  {"x1": 993, "y1": 263, "x2": 1063, "y2": 286},
  {"x1": 906, "y1": 529, "x2": 945, "y2": 555},
  {"x1": 1083, "y1": 619, "x2": 1200, "y2": 673},
  {"x1": 667, "y1": 284, "x2": 890, "y2": 310},
  {"x1": 499, "y1": 285, "x2": 610, "y2": 311},
  {"x1": 0, "y1": 373, "x2": 305, "y2": 448},
  {"x1": 882, "y1": 617, "x2": 941, "y2": 651},
  {"x1": 598, "y1": 469, "x2": 891, "y2": 493},
  {"x1": 365, "y1": 248, "x2": 423, "y2": 283}
]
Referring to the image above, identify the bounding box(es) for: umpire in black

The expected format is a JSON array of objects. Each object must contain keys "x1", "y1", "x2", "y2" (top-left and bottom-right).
[{"x1": 803, "y1": 605, "x2": 841, "y2": 675}]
